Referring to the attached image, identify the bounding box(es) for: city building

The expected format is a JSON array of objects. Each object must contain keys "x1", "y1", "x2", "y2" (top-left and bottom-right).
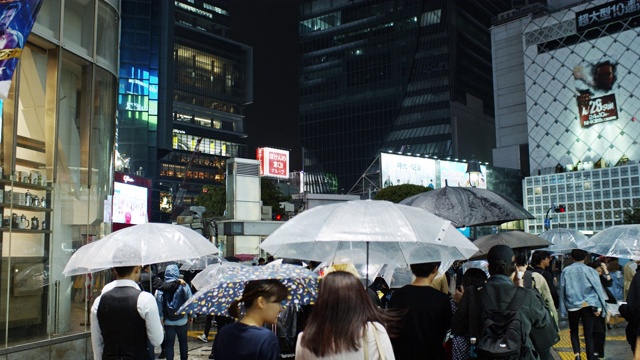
[
  {"x1": 298, "y1": 0, "x2": 512, "y2": 194},
  {"x1": 117, "y1": 0, "x2": 252, "y2": 222},
  {"x1": 0, "y1": 0, "x2": 119, "y2": 356},
  {"x1": 491, "y1": 0, "x2": 640, "y2": 233}
]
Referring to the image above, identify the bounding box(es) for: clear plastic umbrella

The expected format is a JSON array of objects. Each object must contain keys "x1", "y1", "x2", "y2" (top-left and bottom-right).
[
  {"x1": 260, "y1": 200, "x2": 478, "y2": 266},
  {"x1": 190, "y1": 262, "x2": 245, "y2": 291},
  {"x1": 179, "y1": 254, "x2": 226, "y2": 271},
  {"x1": 62, "y1": 223, "x2": 220, "y2": 276},
  {"x1": 579, "y1": 225, "x2": 640, "y2": 260},
  {"x1": 538, "y1": 228, "x2": 587, "y2": 254},
  {"x1": 400, "y1": 186, "x2": 535, "y2": 228}
]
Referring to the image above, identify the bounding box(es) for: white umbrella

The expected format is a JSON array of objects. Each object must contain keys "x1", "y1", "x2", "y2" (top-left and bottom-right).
[
  {"x1": 62, "y1": 223, "x2": 220, "y2": 276},
  {"x1": 179, "y1": 254, "x2": 226, "y2": 271},
  {"x1": 259, "y1": 200, "x2": 478, "y2": 266},
  {"x1": 580, "y1": 225, "x2": 640, "y2": 260},
  {"x1": 190, "y1": 262, "x2": 245, "y2": 291},
  {"x1": 538, "y1": 228, "x2": 587, "y2": 254}
]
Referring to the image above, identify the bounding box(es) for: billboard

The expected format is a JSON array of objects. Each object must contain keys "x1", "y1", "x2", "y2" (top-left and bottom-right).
[
  {"x1": 0, "y1": 0, "x2": 44, "y2": 98},
  {"x1": 112, "y1": 172, "x2": 151, "y2": 231},
  {"x1": 523, "y1": 3, "x2": 640, "y2": 172},
  {"x1": 380, "y1": 153, "x2": 436, "y2": 188},
  {"x1": 439, "y1": 160, "x2": 487, "y2": 189},
  {"x1": 256, "y1": 147, "x2": 289, "y2": 179}
]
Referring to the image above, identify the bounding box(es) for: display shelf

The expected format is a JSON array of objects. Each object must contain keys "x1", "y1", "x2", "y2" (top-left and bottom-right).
[
  {"x1": 0, "y1": 179, "x2": 52, "y2": 191},
  {"x1": 16, "y1": 158, "x2": 46, "y2": 169},
  {"x1": 0, "y1": 204, "x2": 52, "y2": 212},
  {"x1": 16, "y1": 136, "x2": 46, "y2": 153},
  {"x1": 0, "y1": 228, "x2": 51, "y2": 234}
]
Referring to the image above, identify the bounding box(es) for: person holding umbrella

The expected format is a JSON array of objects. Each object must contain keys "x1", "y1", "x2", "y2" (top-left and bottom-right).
[
  {"x1": 213, "y1": 279, "x2": 288, "y2": 359},
  {"x1": 90, "y1": 266, "x2": 164, "y2": 360}
]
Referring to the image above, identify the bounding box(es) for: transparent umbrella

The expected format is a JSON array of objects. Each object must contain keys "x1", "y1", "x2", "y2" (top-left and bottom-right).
[
  {"x1": 400, "y1": 186, "x2": 535, "y2": 228},
  {"x1": 179, "y1": 254, "x2": 226, "y2": 271},
  {"x1": 538, "y1": 228, "x2": 587, "y2": 254},
  {"x1": 579, "y1": 225, "x2": 640, "y2": 260},
  {"x1": 260, "y1": 200, "x2": 478, "y2": 266},
  {"x1": 62, "y1": 223, "x2": 220, "y2": 276}
]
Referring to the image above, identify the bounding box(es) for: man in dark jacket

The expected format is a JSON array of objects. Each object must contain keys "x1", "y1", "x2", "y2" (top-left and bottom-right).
[
  {"x1": 452, "y1": 245, "x2": 550, "y2": 360},
  {"x1": 531, "y1": 251, "x2": 559, "y2": 308}
]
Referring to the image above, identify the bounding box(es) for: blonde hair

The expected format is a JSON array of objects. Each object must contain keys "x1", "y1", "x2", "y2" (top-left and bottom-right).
[{"x1": 325, "y1": 263, "x2": 359, "y2": 278}]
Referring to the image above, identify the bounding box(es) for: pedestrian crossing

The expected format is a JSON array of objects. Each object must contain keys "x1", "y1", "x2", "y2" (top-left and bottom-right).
[{"x1": 552, "y1": 324, "x2": 630, "y2": 360}]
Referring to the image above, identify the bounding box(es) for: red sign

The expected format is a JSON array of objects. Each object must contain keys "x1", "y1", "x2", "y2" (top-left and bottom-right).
[
  {"x1": 256, "y1": 147, "x2": 289, "y2": 179},
  {"x1": 577, "y1": 93, "x2": 618, "y2": 127}
]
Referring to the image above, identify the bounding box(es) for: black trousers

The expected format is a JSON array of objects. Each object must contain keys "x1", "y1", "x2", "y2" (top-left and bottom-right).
[
  {"x1": 568, "y1": 307, "x2": 597, "y2": 360},
  {"x1": 592, "y1": 314, "x2": 606, "y2": 357}
]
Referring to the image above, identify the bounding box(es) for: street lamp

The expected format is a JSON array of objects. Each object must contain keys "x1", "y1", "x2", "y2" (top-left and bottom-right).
[{"x1": 466, "y1": 156, "x2": 482, "y2": 187}]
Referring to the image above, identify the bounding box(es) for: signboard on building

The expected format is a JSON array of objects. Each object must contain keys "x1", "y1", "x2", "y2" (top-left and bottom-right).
[
  {"x1": 0, "y1": 0, "x2": 44, "y2": 99},
  {"x1": 439, "y1": 160, "x2": 487, "y2": 189},
  {"x1": 576, "y1": 0, "x2": 640, "y2": 33},
  {"x1": 380, "y1": 153, "x2": 436, "y2": 188},
  {"x1": 577, "y1": 93, "x2": 618, "y2": 127},
  {"x1": 256, "y1": 147, "x2": 289, "y2": 179}
]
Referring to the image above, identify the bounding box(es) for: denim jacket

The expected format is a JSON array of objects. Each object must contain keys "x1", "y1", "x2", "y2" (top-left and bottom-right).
[{"x1": 558, "y1": 262, "x2": 608, "y2": 317}]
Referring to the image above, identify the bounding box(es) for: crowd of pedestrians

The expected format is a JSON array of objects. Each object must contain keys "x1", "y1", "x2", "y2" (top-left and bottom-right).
[{"x1": 89, "y1": 247, "x2": 640, "y2": 360}]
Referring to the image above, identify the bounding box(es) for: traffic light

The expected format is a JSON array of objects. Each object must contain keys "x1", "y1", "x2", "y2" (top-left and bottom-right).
[
  {"x1": 274, "y1": 213, "x2": 282, "y2": 221},
  {"x1": 554, "y1": 204, "x2": 566, "y2": 213}
]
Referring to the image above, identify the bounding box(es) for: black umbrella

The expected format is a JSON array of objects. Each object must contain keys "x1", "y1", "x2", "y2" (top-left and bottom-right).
[
  {"x1": 469, "y1": 231, "x2": 552, "y2": 260},
  {"x1": 400, "y1": 186, "x2": 535, "y2": 228}
]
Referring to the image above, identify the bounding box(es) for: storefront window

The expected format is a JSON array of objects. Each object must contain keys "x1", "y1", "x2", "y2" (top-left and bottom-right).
[{"x1": 63, "y1": 0, "x2": 95, "y2": 57}]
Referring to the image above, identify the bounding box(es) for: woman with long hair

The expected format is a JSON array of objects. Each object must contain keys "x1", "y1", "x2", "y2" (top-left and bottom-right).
[
  {"x1": 213, "y1": 279, "x2": 288, "y2": 360},
  {"x1": 296, "y1": 271, "x2": 397, "y2": 359}
]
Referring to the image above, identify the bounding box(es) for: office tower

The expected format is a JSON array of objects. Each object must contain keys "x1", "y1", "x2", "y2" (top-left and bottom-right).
[
  {"x1": 118, "y1": 0, "x2": 252, "y2": 221},
  {"x1": 299, "y1": 0, "x2": 511, "y2": 193}
]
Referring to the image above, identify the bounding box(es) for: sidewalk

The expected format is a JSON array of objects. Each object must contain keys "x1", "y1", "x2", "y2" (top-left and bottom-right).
[
  {"x1": 176, "y1": 317, "x2": 636, "y2": 360},
  {"x1": 551, "y1": 318, "x2": 633, "y2": 360}
]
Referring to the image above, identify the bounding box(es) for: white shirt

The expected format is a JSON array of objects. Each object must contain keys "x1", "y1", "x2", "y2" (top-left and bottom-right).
[
  {"x1": 295, "y1": 322, "x2": 395, "y2": 360},
  {"x1": 90, "y1": 279, "x2": 164, "y2": 360}
]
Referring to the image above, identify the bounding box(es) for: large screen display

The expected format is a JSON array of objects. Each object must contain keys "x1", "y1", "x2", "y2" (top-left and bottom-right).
[
  {"x1": 380, "y1": 153, "x2": 436, "y2": 188},
  {"x1": 113, "y1": 182, "x2": 148, "y2": 224}
]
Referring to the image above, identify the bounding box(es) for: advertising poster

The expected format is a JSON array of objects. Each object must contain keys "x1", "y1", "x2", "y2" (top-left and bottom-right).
[
  {"x1": 0, "y1": 0, "x2": 43, "y2": 98},
  {"x1": 573, "y1": 60, "x2": 618, "y2": 127},
  {"x1": 256, "y1": 147, "x2": 289, "y2": 179},
  {"x1": 380, "y1": 153, "x2": 436, "y2": 188},
  {"x1": 439, "y1": 160, "x2": 487, "y2": 189}
]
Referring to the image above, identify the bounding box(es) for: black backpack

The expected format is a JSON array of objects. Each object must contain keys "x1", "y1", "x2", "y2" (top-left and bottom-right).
[
  {"x1": 161, "y1": 286, "x2": 186, "y2": 321},
  {"x1": 476, "y1": 287, "x2": 527, "y2": 360}
]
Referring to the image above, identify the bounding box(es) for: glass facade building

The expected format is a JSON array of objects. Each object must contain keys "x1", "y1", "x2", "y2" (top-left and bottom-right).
[
  {"x1": 299, "y1": 0, "x2": 511, "y2": 193},
  {"x1": 118, "y1": 0, "x2": 252, "y2": 222},
  {"x1": 0, "y1": 0, "x2": 119, "y2": 356}
]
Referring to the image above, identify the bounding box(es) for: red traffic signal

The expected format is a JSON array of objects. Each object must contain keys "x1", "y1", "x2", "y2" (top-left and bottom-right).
[
  {"x1": 554, "y1": 205, "x2": 566, "y2": 213},
  {"x1": 275, "y1": 214, "x2": 282, "y2": 221}
]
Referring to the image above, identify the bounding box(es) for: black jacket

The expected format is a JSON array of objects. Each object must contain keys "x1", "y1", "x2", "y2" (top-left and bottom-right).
[{"x1": 619, "y1": 271, "x2": 640, "y2": 350}]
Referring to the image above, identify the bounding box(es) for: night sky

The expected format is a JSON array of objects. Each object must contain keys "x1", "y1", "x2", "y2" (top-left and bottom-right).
[{"x1": 230, "y1": 0, "x2": 302, "y2": 171}]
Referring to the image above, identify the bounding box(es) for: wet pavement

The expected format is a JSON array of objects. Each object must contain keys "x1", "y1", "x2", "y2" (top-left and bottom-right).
[{"x1": 162, "y1": 316, "x2": 636, "y2": 360}]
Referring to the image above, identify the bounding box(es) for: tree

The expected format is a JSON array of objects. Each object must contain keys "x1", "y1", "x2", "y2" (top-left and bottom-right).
[
  {"x1": 194, "y1": 178, "x2": 290, "y2": 218},
  {"x1": 374, "y1": 184, "x2": 431, "y2": 203},
  {"x1": 195, "y1": 185, "x2": 226, "y2": 217},
  {"x1": 261, "y1": 177, "x2": 290, "y2": 218},
  {"x1": 622, "y1": 207, "x2": 640, "y2": 224}
]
